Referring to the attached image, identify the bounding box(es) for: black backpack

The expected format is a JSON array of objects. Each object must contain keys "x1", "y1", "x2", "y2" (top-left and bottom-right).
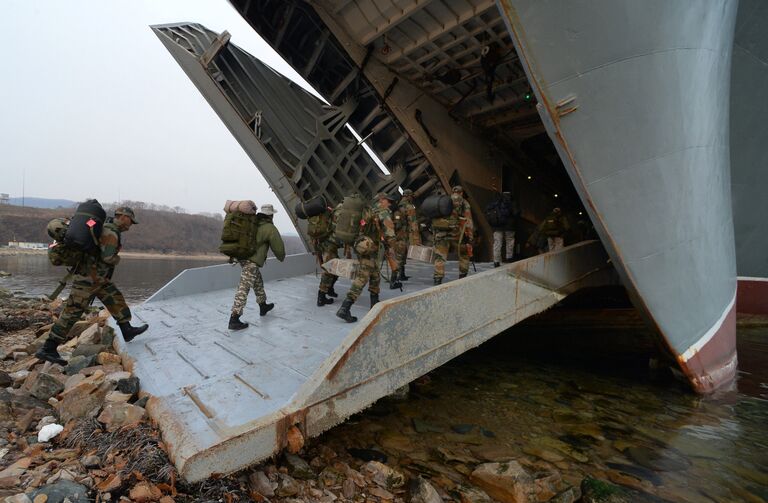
[
  {"x1": 485, "y1": 196, "x2": 512, "y2": 227},
  {"x1": 63, "y1": 199, "x2": 107, "y2": 252}
]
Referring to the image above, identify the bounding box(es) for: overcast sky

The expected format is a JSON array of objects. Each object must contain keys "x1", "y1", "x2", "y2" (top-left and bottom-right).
[{"x1": 1, "y1": 0, "x2": 319, "y2": 232}]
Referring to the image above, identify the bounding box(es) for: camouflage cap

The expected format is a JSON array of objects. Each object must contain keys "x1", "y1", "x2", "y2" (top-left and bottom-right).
[
  {"x1": 114, "y1": 206, "x2": 138, "y2": 224},
  {"x1": 402, "y1": 189, "x2": 413, "y2": 197},
  {"x1": 452, "y1": 185, "x2": 464, "y2": 193},
  {"x1": 374, "y1": 192, "x2": 397, "y2": 201}
]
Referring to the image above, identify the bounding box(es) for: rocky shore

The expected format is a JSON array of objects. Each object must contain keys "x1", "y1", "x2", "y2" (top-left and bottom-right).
[{"x1": 1, "y1": 287, "x2": 765, "y2": 502}]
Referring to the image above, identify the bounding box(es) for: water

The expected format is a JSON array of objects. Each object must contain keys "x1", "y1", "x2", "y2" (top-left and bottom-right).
[
  {"x1": 0, "y1": 253, "x2": 225, "y2": 303},
  {"x1": 1, "y1": 255, "x2": 766, "y2": 501}
]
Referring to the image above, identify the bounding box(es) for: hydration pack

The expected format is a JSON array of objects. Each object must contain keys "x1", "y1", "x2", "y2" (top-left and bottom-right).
[
  {"x1": 219, "y1": 211, "x2": 259, "y2": 259},
  {"x1": 333, "y1": 194, "x2": 366, "y2": 245},
  {"x1": 63, "y1": 199, "x2": 106, "y2": 253},
  {"x1": 485, "y1": 197, "x2": 512, "y2": 228}
]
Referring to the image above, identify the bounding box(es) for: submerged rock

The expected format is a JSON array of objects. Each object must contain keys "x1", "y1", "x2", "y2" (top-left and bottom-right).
[{"x1": 470, "y1": 461, "x2": 533, "y2": 503}]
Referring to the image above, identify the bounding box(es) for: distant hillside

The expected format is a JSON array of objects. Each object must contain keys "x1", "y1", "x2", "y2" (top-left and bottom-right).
[
  {"x1": 7, "y1": 197, "x2": 77, "y2": 209},
  {"x1": 0, "y1": 203, "x2": 305, "y2": 256}
]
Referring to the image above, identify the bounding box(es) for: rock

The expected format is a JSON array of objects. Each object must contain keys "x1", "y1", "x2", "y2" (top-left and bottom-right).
[
  {"x1": 455, "y1": 485, "x2": 493, "y2": 503},
  {"x1": 35, "y1": 416, "x2": 57, "y2": 431},
  {"x1": 37, "y1": 424, "x2": 64, "y2": 442},
  {"x1": 100, "y1": 326, "x2": 116, "y2": 347},
  {"x1": 129, "y1": 481, "x2": 162, "y2": 502},
  {"x1": 134, "y1": 396, "x2": 149, "y2": 408},
  {"x1": 248, "y1": 470, "x2": 274, "y2": 497},
  {"x1": 347, "y1": 448, "x2": 387, "y2": 463},
  {"x1": 0, "y1": 271, "x2": 10, "y2": 277},
  {"x1": 286, "y1": 425, "x2": 304, "y2": 453},
  {"x1": 96, "y1": 353, "x2": 121, "y2": 366},
  {"x1": 361, "y1": 461, "x2": 406, "y2": 490},
  {"x1": 116, "y1": 377, "x2": 140, "y2": 396},
  {"x1": 9, "y1": 370, "x2": 30, "y2": 386},
  {"x1": 105, "y1": 371, "x2": 131, "y2": 383},
  {"x1": 580, "y1": 477, "x2": 631, "y2": 503},
  {"x1": 470, "y1": 461, "x2": 534, "y2": 503},
  {"x1": 451, "y1": 424, "x2": 477, "y2": 434},
  {"x1": 76, "y1": 325, "x2": 101, "y2": 345},
  {"x1": 412, "y1": 418, "x2": 445, "y2": 433},
  {"x1": 0, "y1": 457, "x2": 32, "y2": 479},
  {"x1": 80, "y1": 455, "x2": 100, "y2": 468},
  {"x1": 29, "y1": 480, "x2": 89, "y2": 503},
  {"x1": 63, "y1": 374, "x2": 85, "y2": 392},
  {"x1": 0, "y1": 371, "x2": 12, "y2": 388},
  {"x1": 56, "y1": 378, "x2": 114, "y2": 424},
  {"x1": 283, "y1": 453, "x2": 315, "y2": 480},
  {"x1": 275, "y1": 474, "x2": 300, "y2": 497},
  {"x1": 96, "y1": 473, "x2": 122, "y2": 493},
  {"x1": 97, "y1": 403, "x2": 146, "y2": 431},
  {"x1": 12, "y1": 352, "x2": 29, "y2": 361},
  {"x1": 625, "y1": 446, "x2": 690, "y2": 472},
  {"x1": 369, "y1": 486, "x2": 395, "y2": 499},
  {"x1": 342, "y1": 478, "x2": 357, "y2": 499},
  {"x1": 410, "y1": 477, "x2": 441, "y2": 503},
  {"x1": 104, "y1": 391, "x2": 132, "y2": 404},
  {"x1": 63, "y1": 356, "x2": 96, "y2": 376},
  {"x1": 4, "y1": 493, "x2": 32, "y2": 503},
  {"x1": 71, "y1": 345, "x2": 107, "y2": 358},
  {"x1": 29, "y1": 374, "x2": 64, "y2": 401},
  {"x1": 551, "y1": 487, "x2": 580, "y2": 503}
]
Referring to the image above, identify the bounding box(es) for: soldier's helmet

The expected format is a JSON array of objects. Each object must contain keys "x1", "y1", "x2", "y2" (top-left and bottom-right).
[
  {"x1": 402, "y1": 189, "x2": 413, "y2": 197},
  {"x1": 374, "y1": 192, "x2": 397, "y2": 202},
  {"x1": 47, "y1": 218, "x2": 70, "y2": 241},
  {"x1": 354, "y1": 236, "x2": 376, "y2": 256},
  {"x1": 115, "y1": 206, "x2": 138, "y2": 224},
  {"x1": 452, "y1": 185, "x2": 463, "y2": 194}
]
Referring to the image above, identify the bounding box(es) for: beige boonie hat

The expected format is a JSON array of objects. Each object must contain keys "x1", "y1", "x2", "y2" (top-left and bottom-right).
[{"x1": 259, "y1": 204, "x2": 278, "y2": 215}]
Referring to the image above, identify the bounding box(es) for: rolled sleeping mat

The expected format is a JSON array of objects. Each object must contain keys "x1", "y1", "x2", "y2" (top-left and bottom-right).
[
  {"x1": 420, "y1": 194, "x2": 453, "y2": 219},
  {"x1": 295, "y1": 195, "x2": 327, "y2": 219},
  {"x1": 224, "y1": 200, "x2": 257, "y2": 214}
]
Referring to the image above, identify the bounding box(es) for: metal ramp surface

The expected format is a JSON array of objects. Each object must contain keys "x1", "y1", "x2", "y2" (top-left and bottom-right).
[{"x1": 116, "y1": 241, "x2": 614, "y2": 482}]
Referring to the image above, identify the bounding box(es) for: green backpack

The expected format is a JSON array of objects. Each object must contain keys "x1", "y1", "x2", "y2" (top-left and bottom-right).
[
  {"x1": 46, "y1": 218, "x2": 85, "y2": 267},
  {"x1": 307, "y1": 212, "x2": 331, "y2": 240},
  {"x1": 333, "y1": 194, "x2": 366, "y2": 244},
  {"x1": 219, "y1": 212, "x2": 259, "y2": 259}
]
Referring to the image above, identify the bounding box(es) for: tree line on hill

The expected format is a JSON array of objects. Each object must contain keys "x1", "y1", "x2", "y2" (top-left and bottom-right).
[{"x1": 0, "y1": 202, "x2": 305, "y2": 256}]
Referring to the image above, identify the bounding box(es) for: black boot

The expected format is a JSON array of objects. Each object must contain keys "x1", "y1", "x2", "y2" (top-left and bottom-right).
[
  {"x1": 327, "y1": 278, "x2": 339, "y2": 298},
  {"x1": 389, "y1": 271, "x2": 402, "y2": 290},
  {"x1": 119, "y1": 322, "x2": 149, "y2": 343},
  {"x1": 35, "y1": 337, "x2": 66, "y2": 366},
  {"x1": 336, "y1": 298, "x2": 357, "y2": 323},
  {"x1": 317, "y1": 290, "x2": 334, "y2": 306},
  {"x1": 259, "y1": 302, "x2": 274, "y2": 316},
  {"x1": 494, "y1": 262, "x2": 500, "y2": 268},
  {"x1": 398, "y1": 266, "x2": 409, "y2": 281},
  {"x1": 370, "y1": 293, "x2": 380, "y2": 307},
  {"x1": 433, "y1": 277, "x2": 442, "y2": 285},
  {"x1": 228, "y1": 313, "x2": 248, "y2": 330},
  {"x1": 459, "y1": 273, "x2": 467, "y2": 279}
]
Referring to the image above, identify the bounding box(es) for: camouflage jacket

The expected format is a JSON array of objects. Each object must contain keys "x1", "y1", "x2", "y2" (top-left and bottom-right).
[
  {"x1": 435, "y1": 194, "x2": 473, "y2": 240},
  {"x1": 362, "y1": 202, "x2": 397, "y2": 251},
  {"x1": 538, "y1": 212, "x2": 570, "y2": 237},
  {"x1": 395, "y1": 199, "x2": 419, "y2": 242},
  {"x1": 77, "y1": 222, "x2": 121, "y2": 278}
]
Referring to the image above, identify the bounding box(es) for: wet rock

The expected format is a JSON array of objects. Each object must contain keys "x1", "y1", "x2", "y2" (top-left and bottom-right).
[
  {"x1": 71, "y1": 344, "x2": 107, "y2": 358},
  {"x1": 379, "y1": 432, "x2": 415, "y2": 451},
  {"x1": 97, "y1": 403, "x2": 146, "y2": 431},
  {"x1": 29, "y1": 480, "x2": 89, "y2": 503},
  {"x1": 63, "y1": 356, "x2": 96, "y2": 376},
  {"x1": 29, "y1": 374, "x2": 64, "y2": 401},
  {"x1": 451, "y1": 424, "x2": 476, "y2": 434},
  {"x1": 275, "y1": 473, "x2": 300, "y2": 497},
  {"x1": 347, "y1": 448, "x2": 387, "y2": 463},
  {"x1": 626, "y1": 446, "x2": 690, "y2": 472},
  {"x1": 283, "y1": 453, "x2": 315, "y2": 480},
  {"x1": 248, "y1": 470, "x2": 274, "y2": 497},
  {"x1": 412, "y1": 418, "x2": 445, "y2": 434},
  {"x1": 470, "y1": 461, "x2": 534, "y2": 503},
  {"x1": 116, "y1": 377, "x2": 140, "y2": 396},
  {"x1": 409, "y1": 477, "x2": 441, "y2": 503},
  {"x1": 454, "y1": 485, "x2": 493, "y2": 503},
  {"x1": 361, "y1": 461, "x2": 406, "y2": 490},
  {"x1": 580, "y1": 477, "x2": 631, "y2": 503}
]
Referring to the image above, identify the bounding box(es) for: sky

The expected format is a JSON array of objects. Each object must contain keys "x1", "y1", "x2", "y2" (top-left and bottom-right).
[{"x1": 0, "y1": 0, "x2": 321, "y2": 232}]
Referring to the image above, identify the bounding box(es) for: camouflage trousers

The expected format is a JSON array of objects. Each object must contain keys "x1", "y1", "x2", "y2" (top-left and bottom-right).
[
  {"x1": 394, "y1": 237, "x2": 408, "y2": 269},
  {"x1": 346, "y1": 255, "x2": 381, "y2": 303},
  {"x1": 492, "y1": 230, "x2": 515, "y2": 263},
  {"x1": 317, "y1": 240, "x2": 339, "y2": 293},
  {"x1": 231, "y1": 260, "x2": 266, "y2": 315},
  {"x1": 547, "y1": 237, "x2": 564, "y2": 253},
  {"x1": 433, "y1": 237, "x2": 469, "y2": 280},
  {"x1": 49, "y1": 275, "x2": 131, "y2": 343}
]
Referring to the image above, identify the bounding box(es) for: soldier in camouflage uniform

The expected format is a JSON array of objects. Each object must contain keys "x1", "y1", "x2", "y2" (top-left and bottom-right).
[
  {"x1": 336, "y1": 192, "x2": 399, "y2": 323},
  {"x1": 35, "y1": 207, "x2": 148, "y2": 366},
  {"x1": 432, "y1": 186, "x2": 474, "y2": 285},
  {"x1": 392, "y1": 189, "x2": 420, "y2": 283},
  {"x1": 316, "y1": 204, "x2": 340, "y2": 307},
  {"x1": 229, "y1": 204, "x2": 285, "y2": 330}
]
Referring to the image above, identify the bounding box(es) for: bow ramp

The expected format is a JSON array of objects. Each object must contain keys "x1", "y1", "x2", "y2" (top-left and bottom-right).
[{"x1": 116, "y1": 241, "x2": 613, "y2": 482}]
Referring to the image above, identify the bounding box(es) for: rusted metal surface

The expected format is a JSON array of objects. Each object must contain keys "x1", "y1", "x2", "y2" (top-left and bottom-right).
[
  {"x1": 116, "y1": 243, "x2": 612, "y2": 482},
  {"x1": 495, "y1": 0, "x2": 739, "y2": 392}
]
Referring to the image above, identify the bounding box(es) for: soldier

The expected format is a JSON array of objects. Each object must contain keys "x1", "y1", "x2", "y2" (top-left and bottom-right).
[
  {"x1": 315, "y1": 204, "x2": 340, "y2": 307},
  {"x1": 35, "y1": 207, "x2": 148, "y2": 366},
  {"x1": 228, "y1": 204, "x2": 285, "y2": 330},
  {"x1": 336, "y1": 192, "x2": 399, "y2": 323},
  {"x1": 393, "y1": 189, "x2": 420, "y2": 283},
  {"x1": 432, "y1": 186, "x2": 473, "y2": 285},
  {"x1": 530, "y1": 207, "x2": 569, "y2": 253},
  {"x1": 485, "y1": 190, "x2": 518, "y2": 267}
]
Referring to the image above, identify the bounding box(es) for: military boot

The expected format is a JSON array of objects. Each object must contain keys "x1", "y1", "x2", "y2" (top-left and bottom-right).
[
  {"x1": 259, "y1": 302, "x2": 274, "y2": 316},
  {"x1": 228, "y1": 313, "x2": 248, "y2": 330},
  {"x1": 317, "y1": 290, "x2": 334, "y2": 306},
  {"x1": 336, "y1": 299, "x2": 357, "y2": 323},
  {"x1": 433, "y1": 277, "x2": 442, "y2": 285},
  {"x1": 35, "y1": 337, "x2": 66, "y2": 366},
  {"x1": 459, "y1": 273, "x2": 467, "y2": 279},
  {"x1": 119, "y1": 322, "x2": 149, "y2": 343},
  {"x1": 389, "y1": 271, "x2": 402, "y2": 290},
  {"x1": 326, "y1": 286, "x2": 339, "y2": 298},
  {"x1": 398, "y1": 266, "x2": 410, "y2": 281},
  {"x1": 494, "y1": 262, "x2": 500, "y2": 268},
  {"x1": 370, "y1": 293, "x2": 380, "y2": 307}
]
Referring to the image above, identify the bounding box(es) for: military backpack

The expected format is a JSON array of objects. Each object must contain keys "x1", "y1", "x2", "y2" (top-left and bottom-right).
[
  {"x1": 306, "y1": 212, "x2": 332, "y2": 240},
  {"x1": 333, "y1": 194, "x2": 366, "y2": 245},
  {"x1": 46, "y1": 218, "x2": 85, "y2": 267},
  {"x1": 219, "y1": 211, "x2": 259, "y2": 260}
]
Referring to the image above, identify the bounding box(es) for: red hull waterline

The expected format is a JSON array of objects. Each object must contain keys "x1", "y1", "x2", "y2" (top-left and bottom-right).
[
  {"x1": 677, "y1": 294, "x2": 738, "y2": 394},
  {"x1": 737, "y1": 277, "x2": 768, "y2": 315}
]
